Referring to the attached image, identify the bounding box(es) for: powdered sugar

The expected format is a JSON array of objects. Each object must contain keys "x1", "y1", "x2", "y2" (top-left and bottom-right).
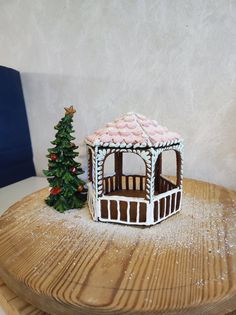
[{"x1": 10, "y1": 189, "x2": 236, "y2": 258}]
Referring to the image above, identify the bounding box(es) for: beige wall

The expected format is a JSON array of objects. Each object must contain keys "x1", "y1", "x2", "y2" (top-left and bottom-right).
[{"x1": 0, "y1": 0, "x2": 236, "y2": 189}]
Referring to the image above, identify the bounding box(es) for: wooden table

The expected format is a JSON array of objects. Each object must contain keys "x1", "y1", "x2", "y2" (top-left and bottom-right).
[{"x1": 0, "y1": 178, "x2": 236, "y2": 315}]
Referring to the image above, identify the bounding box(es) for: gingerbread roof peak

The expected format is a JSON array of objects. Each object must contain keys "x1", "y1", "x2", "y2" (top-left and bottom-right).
[{"x1": 86, "y1": 112, "x2": 182, "y2": 148}]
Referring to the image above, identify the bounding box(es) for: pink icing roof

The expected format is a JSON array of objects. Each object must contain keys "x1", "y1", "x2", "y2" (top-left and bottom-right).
[{"x1": 86, "y1": 113, "x2": 182, "y2": 147}]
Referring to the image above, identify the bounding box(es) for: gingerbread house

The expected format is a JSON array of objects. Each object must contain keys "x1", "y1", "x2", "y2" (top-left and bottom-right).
[{"x1": 85, "y1": 113, "x2": 183, "y2": 226}]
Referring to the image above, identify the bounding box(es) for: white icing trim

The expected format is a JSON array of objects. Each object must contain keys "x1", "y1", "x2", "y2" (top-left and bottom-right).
[{"x1": 85, "y1": 137, "x2": 184, "y2": 150}]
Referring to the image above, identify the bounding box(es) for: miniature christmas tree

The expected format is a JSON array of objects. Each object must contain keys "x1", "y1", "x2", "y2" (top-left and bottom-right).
[{"x1": 43, "y1": 106, "x2": 86, "y2": 212}]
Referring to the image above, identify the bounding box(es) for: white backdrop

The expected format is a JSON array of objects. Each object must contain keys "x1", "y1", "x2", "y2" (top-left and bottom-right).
[{"x1": 0, "y1": 0, "x2": 236, "y2": 189}]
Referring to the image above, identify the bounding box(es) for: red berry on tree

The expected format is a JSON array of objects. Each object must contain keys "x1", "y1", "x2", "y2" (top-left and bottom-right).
[
  {"x1": 50, "y1": 153, "x2": 57, "y2": 161},
  {"x1": 50, "y1": 187, "x2": 61, "y2": 195},
  {"x1": 70, "y1": 166, "x2": 77, "y2": 174},
  {"x1": 77, "y1": 184, "x2": 84, "y2": 192}
]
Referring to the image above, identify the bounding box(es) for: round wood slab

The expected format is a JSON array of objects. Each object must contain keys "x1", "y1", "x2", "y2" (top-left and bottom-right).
[{"x1": 0, "y1": 178, "x2": 236, "y2": 315}]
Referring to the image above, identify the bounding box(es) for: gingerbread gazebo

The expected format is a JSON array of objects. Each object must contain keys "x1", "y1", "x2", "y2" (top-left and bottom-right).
[{"x1": 85, "y1": 113, "x2": 183, "y2": 226}]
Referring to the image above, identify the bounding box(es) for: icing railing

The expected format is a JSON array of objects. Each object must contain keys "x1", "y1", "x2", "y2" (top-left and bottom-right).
[
  {"x1": 98, "y1": 195, "x2": 150, "y2": 225},
  {"x1": 103, "y1": 174, "x2": 146, "y2": 195},
  {"x1": 98, "y1": 187, "x2": 181, "y2": 225},
  {"x1": 103, "y1": 174, "x2": 174, "y2": 195},
  {"x1": 158, "y1": 175, "x2": 177, "y2": 193},
  {"x1": 121, "y1": 175, "x2": 146, "y2": 191},
  {"x1": 153, "y1": 188, "x2": 182, "y2": 223},
  {"x1": 103, "y1": 175, "x2": 116, "y2": 194},
  {"x1": 89, "y1": 175, "x2": 182, "y2": 225}
]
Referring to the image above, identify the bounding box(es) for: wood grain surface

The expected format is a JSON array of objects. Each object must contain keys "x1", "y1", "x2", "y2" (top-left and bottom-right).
[
  {"x1": 0, "y1": 178, "x2": 236, "y2": 315},
  {"x1": 0, "y1": 277, "x2": 48, "y2": 315}
]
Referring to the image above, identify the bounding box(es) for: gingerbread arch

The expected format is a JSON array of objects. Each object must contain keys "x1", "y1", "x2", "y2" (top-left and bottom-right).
[
  {"x1": 102, "y1": 151, "x2": 147, "y2": 196},
  {"x1": 86, "y1": 113, "x2": 183, "y2": 226}
]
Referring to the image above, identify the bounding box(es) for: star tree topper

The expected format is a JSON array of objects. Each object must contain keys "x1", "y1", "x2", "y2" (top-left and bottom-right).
[{"x1": 65, "y1": 106, "x2": 76, "y2": 116}]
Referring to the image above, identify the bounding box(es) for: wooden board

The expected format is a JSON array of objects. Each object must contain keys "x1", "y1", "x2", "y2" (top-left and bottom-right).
[
  {"x1": 1, "y1": 277, "x2": 236, "y2": 315},
  {"x1": 0, "y1": 277, "x2": 48, "y2": 315},
  {"x1": 0, "y1": 178, "x2": 236, "y2": 315}
]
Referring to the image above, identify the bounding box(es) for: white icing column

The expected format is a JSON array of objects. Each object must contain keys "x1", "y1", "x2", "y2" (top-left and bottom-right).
[
  {"x1": 175, "y1": 142, "x2": 184, "y2": 189},
  {"x1": 93, "y1": 146, "x2": 101, "y2": 219},
  {"x1": 146, "y1": 149, "x2": 156, "y2": 203},
  {"x1": 141, "y1": 149, "x2": 154, "y2": 225},
  {"x1": 86, "y1": 145, "x2": 99, "y2": 220},
  {"x1": 96, "y1": 148, "x2": 107, "y2": 198}
]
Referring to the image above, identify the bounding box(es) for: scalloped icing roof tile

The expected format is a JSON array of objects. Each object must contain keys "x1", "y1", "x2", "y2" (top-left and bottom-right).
[{"x1": 86, "y1": 112, "x2": 182, "y2": 147}]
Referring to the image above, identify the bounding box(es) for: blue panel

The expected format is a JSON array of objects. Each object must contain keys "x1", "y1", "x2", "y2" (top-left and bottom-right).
[{"x1": 0, "y1": 66, "x2": 36, "y2": 187}]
